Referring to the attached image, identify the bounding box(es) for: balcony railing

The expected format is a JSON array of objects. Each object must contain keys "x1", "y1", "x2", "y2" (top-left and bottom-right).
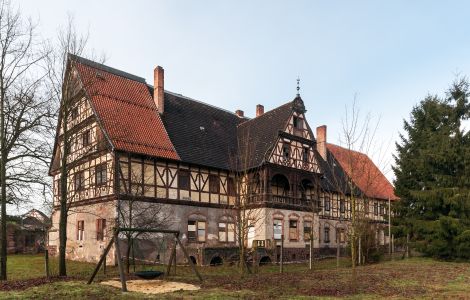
[{"x1": 246, "y1": 193, "x2": 321, "y2": 211}]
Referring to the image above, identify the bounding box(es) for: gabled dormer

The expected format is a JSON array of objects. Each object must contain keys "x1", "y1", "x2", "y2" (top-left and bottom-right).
[{"x1": 237, "y1": 95, "x2": 321, "y2": 173}]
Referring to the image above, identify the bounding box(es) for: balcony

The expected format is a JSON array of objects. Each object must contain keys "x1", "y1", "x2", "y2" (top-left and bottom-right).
[{"x1": 246, "y1": 193, "x2": 321, "y2": 211}]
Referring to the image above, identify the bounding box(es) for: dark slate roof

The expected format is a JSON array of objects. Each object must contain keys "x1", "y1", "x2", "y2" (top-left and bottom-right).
[
  {"x1": 237, "y1": 96, "x2": 314, "y2": 170},
  {"x1": 160, "y1": 91, "x2": 246, "y2": 170}
]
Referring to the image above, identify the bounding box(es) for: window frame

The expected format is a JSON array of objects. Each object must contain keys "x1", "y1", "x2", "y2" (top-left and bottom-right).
[
  {"x1": 188, "y1": 220, "x2": 206, "y2": 242},
  {"x1": 209, "y1": 175, "x2": 220, "y2": 194},
  {"x1": 282, "y1": 143, "x2": 290, "y2": 160},
  {"x1": 95, "y1": 163, "x2": 107, "y2": 186},
  {"x1": 74, "y1": 171, "x2": 85, "y2": 191},
  {"x1": 324, "y1": 226, "x2": 330, "y2": 243},
  {"x1": 324, "y1": 196, "x2": 331, "y2": 212},
  {"x1": 218, "y1": 222, "x2": 235, "y2": 243},
  {"x1": 77, "y1": 220, "x2": 85, "y2": 241},
  {"x1": 96, "y1": 218, "x2": 106, "y2": 241},
  {"x1": 273, "y1": 219, "x2": 283, "y2": 240},
  {"x1": 178, "y1": 170, "x2": 190, "y2": 191},
  {"x1": 289, "y1": 219, "x2": 298, "y2": 241},
  {"x1": 82, "y1": 129, "x2": 91, "y2": 147},
  {"x1": 303, "y1": 220, "x2": 312, "y2": 241}
]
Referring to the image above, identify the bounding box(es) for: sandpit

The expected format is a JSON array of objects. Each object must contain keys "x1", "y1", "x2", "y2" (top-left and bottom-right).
[{"x1": 100, "y1": 279, "x2": 200, "y2": 295}]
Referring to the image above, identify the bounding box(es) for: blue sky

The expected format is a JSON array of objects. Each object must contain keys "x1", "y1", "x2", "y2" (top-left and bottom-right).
[{"x1": 21, "y1": 0, "x2": 470, "y2": 182}]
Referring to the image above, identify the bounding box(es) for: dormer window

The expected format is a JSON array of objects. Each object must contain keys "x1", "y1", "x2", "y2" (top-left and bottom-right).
[{"x1": 282, "y1": 143, "x2": 290, "y2": 159}]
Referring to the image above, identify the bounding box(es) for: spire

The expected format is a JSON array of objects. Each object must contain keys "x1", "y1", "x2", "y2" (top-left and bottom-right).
[{"x1": 296, "y1": 77, "x2": 300, "y2": 97}]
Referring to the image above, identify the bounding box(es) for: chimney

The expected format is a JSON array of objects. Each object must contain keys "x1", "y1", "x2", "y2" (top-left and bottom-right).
[
  {"x1": 256, "y1": 104, "x2": 264, "y2": 117},
  {"x1": 235, "y1": 110, "x2": 244, "y2": 117},
  {"x1": 316, "y1": 125, "x2": 327, "y2": 161},
  {"x1": 154, "y1": 66, "x2": 164, "y2": 114}
]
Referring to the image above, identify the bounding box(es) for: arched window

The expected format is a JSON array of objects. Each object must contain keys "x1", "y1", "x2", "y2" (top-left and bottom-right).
[{"x1": 271, "y1": 174, "x2": 289, "y2": 196}]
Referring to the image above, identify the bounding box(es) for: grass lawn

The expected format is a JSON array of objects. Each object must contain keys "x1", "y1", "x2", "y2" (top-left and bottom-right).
[{"x1": 1, "y1": 255, "x2": 470, "y2": 299}]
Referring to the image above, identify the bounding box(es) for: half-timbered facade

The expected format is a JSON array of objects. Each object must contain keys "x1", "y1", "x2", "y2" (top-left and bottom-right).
[{"x1": 48, "y1": 55, "x2": 398, "y2": 265}]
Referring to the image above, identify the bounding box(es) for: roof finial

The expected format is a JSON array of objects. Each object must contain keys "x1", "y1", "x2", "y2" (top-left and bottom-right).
[{"x1": 296, "y1": 77, "x2": 300, "y2": 96}]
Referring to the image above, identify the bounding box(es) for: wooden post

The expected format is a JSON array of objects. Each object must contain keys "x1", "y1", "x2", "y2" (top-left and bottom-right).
[
  {"x1": 175, "y1": 234, "x2": 203, "y2": 282},
  {"x1": 88, "y1": 235, "x2": 115, "y2": 284},
  {"x1": 309, "y1": 239, "x2": 313, "y2": 270},
  {"x1": 388, "y1": 197, "x2": 391, "y2": 260},
  {"x1": 336, "y1": 230, "x2": 340, "y2": 268},
  {"x1": 392, "y1": 234, "x2": 395, "y2": 260},
  {"x1": 406, "y1": 233, "x2": 410, "y2": 259},
  {"x1": 166, "y1": 238, "x2": 176, "y2": 276},
  {"x1": 280, "y1": 234, "x2": 284, "y2": 273},
  {"x1": 103, "y1": 256, "x2": 106, "y2": 275},
  {"x1": 172, "y1": 240, "x2": 177, "y2": 275},
  {"x1": 44, "y1": 249, "x2": 50, "y2": 278},
  {"x1": 114, "y1": 231, "x2": 127, "y2": 292},
  {"x1": 358, "y1": 237, "x2": 361, "y2": 265}
]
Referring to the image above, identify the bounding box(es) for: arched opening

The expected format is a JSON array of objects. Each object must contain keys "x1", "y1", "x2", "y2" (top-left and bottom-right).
[
  {"x1": 189, "y1": 256, "x2": 197, "y2": 265},
  {"x1": 271, "y1": 174, "x2": 290, "y2": 197},
  {"x1": 259, "y1": 256, "x2": 272, "y2": 266},
  {"x1": 209, "y1": 256, "x2": 223, "y2": 266}
]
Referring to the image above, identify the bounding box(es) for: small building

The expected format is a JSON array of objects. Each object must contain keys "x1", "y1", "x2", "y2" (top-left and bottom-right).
[
  {"x1": 48, "y1": 55, "x2": 398, "y2": 266},
  {"x1": 4, "y1": 209, "x2": 50, "y2": 254}
]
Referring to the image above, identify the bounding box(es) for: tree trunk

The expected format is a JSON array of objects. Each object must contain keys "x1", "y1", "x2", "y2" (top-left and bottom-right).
[
  {"x1": 58, "y1": 201, "x2": 68, "y2": 276},
  {"x1": 0, "y1": 86, "x2": 6, "y2": 280},
  {"x1": 58, "y1": 99, "x2": 69, "y2": 277}
]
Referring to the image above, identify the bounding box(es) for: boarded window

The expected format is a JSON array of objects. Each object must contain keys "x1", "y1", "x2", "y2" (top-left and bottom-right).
[
  {"x1": 209, "y1": 175, "x2": 220, "y2": 194},
  {"x1": 95, "y1": 164, "x2": 107, "y2": 186},
  {"x1": 289, "y1": 220, "x2": 298, "y2": 240},
  {"x1": 179, "y1": 170, "x2": 190, "y2": 190},
  {"x1": 188, "y1": 220, "x2": 206, "y2": 242},
  {"x1": 218, "y1": 222, "x2": 235, "y2": 242},
  {"x1": 304, "y1": 221, "x2": 312, "y2": 241},
  {"x1": 96, "y1": 219, "x2": 106, "y2": 241},
  {"x1": 273, "y1": 219, "x2": 283, "y2": 240},
  {"x1": 77, "y1": 220, "x2": 84, "y2": 241}
]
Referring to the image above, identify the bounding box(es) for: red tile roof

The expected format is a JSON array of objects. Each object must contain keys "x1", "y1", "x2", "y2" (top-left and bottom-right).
[
  {"x1": 326, "y1": 143, "x2": 398, "y2": 200},
  {"x1": 74, "y1": 60, "x2": 180, "y2": 160}
]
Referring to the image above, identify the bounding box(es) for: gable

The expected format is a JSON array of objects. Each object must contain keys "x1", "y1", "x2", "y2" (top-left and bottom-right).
[{"x1": 73, "y1": 56, "x2": 180, "y2": 160}]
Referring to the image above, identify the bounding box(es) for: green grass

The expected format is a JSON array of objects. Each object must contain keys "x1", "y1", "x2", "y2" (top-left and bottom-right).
[{"x1": 2, "y1": 255, "x2": 470, "y2": 299}]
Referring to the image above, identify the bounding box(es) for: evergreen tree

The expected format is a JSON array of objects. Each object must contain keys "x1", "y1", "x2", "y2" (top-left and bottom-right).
[{"x1": 393, "y1": 78, "x2": 470, "y2": 259}]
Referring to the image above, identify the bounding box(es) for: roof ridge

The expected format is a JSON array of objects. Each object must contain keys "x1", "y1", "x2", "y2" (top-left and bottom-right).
[
  {"x1": 327, "y1": 142, "x2": 370, "y2": 157},
  {"x1": 69, "y1": 54, "x2": 147, "y2": 84},
  {"x1": 164, "y1": 90, "x2": 248, "y2": 119}
]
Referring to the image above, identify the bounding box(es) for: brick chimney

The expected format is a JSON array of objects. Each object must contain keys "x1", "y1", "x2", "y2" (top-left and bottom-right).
[
  {"x1": 256, "y1": 104, "x2": 264, "y2": 117},
  {"x1": 316, "y1": 125, "x2": 327, "y2": 161},
  {"x1": 235, "y1": 110, "x2": 244, "y2": 117},
  {"x1": 154, "y1": 66, "x2": 164, "y2": 114}
]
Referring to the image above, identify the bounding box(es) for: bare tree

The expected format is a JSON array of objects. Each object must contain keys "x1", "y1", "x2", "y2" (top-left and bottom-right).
[
  {"x1": 0, "y1": 0, "x2": 51, "y2": 280},
  {"x1": 116, "y1": 168, "x2": 173, "y2": 274},
  {"x1": 229, "y1": 130, "x2": 265, "y2": 276},
  {"x1": 45, "y1": 15, "x2": 104, "y2": 276}
]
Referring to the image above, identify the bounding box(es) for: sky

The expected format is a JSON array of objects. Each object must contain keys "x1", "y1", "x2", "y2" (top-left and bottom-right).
[{"x1": 16, "y1": 0, "x2": 470, "y2": 211}]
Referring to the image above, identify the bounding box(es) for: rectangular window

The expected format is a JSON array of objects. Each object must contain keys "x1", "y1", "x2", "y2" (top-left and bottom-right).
[
  {"x1": 337, "y1": 228, "x2": 345, "y2": 243},
  {"x1": 273, "y1": 219, "x2": 283, "y2": 240},
  {"x1": 293, "y1": 116, "x2": 303, "y2": 129},
  {"x1": 324, "y1": 227, "x2": 330, "y2": 243},
  {"x1": 209, "y1": 175, "x2": 220, "y2": 194},
  {"x1": 324, "y1": 196, "x2": 331, "y2": 211},
  {"x1": 364, "y1": 200, "x2": 369, "y2": 215},
  {"x1": 74, "y1": 171, "x2": 85, "y2": 191},
  {"x1": 304, "y1": 221, "x2": 312, "y2": 241},
  {"x1": 218, "y1": 222, "x2": 235, "y2": 242},
  {"x1": 178, "y1": 170, "x2": 190, "y2": 190},
  {"x1": 188, "y1": 220, "x2": 206, "y2": 242},
  {"x1": 96, "y1": 219, "x2": 106, "y2": 241},
  {"x1": 95, "y1": 164, "x2": 107, "y2": 186},
  {"x1": 302, "y1": 147, "x2": 309, "y2": 163},
  {"x1": 77, "y1": 220, "x2": 84, "y2": 241},
  {"x1": 227, "y1": 178, "x2": 236, "y2": 196},
  {"x1": 380, "y1": 204, "x2": 385, "y2": 216},
  {"x1": 82, "y1": 130, "x2": 91, "y2": 147},
  {"x1": 71, "y1": 106, "x2": 79, "y2": 120},
  {"x1": 374, "y1": 202, "x2": 379, "y2": 216},
  {"x1": 289, "y1": 220, "x2": 298, "y2": 240},
  {"x1": 340, "y1": 198, "x2": 345, "y2": 213},
  {"x1": 282, "y1": 143, "x2": 290, "y2": 159}
]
